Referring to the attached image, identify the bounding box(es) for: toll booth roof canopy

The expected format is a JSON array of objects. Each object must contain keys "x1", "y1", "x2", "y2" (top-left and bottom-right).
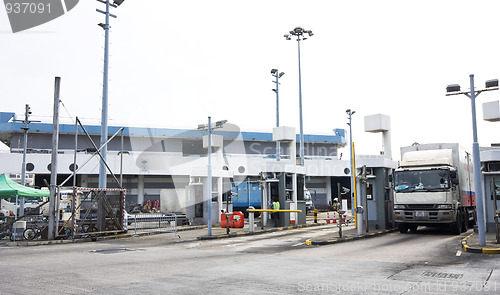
[{"x1": 0, "y1": 173, "x2": 50, "y2": 198}]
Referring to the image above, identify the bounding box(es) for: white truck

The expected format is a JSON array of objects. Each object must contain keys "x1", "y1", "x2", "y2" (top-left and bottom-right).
[
  {"x1": 0, "y1": 198, "x2": 16, "y2": 220},
  {"x1": 393, "y1": 143, "x2": 475, "y2": 234},
  {"x1": 1, "y1": 197, "x2": 47, "y2": 220}
]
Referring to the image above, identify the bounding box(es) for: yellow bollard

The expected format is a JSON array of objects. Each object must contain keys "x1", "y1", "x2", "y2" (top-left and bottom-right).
[{"x1": 314, "y1": 209, "x2": 318, "y2": 224}]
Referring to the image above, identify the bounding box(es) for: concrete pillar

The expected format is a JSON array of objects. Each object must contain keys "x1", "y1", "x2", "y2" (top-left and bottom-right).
[
  {"x1": 364, "y1": 114, "x2": 392, "y2": 159},
  {"x1": 218, "y1": 176, "x2": 223, "y2": 223},
  {"x1": 137, "y1": 175, "x2": 144, "y2": 205},
  {"x1": 382, "y1": 129, "x2": 392, "y2": 160},
  {"x1": 326, "y1": 176, "x2": 332, "y2": 204}
]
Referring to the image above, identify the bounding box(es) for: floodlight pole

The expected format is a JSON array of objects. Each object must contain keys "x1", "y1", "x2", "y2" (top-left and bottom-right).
[
  {"x1": 297, "y1": 38, "x2": 304, "y2": 166},
  {"x1": 285, "y1": 27, "x2": 313, "y2": 167},
  {"x1": 346, "y1": 109, "x2": 356, "y2": 221},
  {"x1": 97, "y1": 0, "x2": 112, "y2": 190},
  {"x1": 469, "y1": 75, "x2": 486, "y2": 247},
  {"x1": 207, "y1": 116, "x2": 213, "y2": 236},
  {"x1": 198, "y1": 117, "x2": 227, "y2": 236},
  {"x1": 96, "y1": 0, "x2": 122, "y2": 232},
  {"x1": 271, "y1": 69, "x2": 284, "y2": 161},
  {"x1": 446, "y1": 74, "x2": 499, "y2": 247}
]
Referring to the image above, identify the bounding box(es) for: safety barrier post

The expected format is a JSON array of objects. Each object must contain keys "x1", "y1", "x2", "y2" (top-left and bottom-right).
[
  {"x1": 314, "y1": 209, "x2": 318, "y2": 224},
  {"x1": 225, "y1": 212, "x2": 231, "y2": 235},
  {"x1": 248, "y1": 206, "x2": 255, "y2": 233},
  {"x1": 338, "y1": 210, "x2": 345, "y2": 238},
  {"x1": 172, "y1": 213, "x2": 180, "y2": 239},
  {"x1": 133, "y1": 214, "x2": 138, "y2": 237}
]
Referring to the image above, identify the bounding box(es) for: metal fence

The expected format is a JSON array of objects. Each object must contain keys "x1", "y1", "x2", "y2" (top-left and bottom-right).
[{"x1": 127, "y1": 213, "x2": 181, "y2": 239}]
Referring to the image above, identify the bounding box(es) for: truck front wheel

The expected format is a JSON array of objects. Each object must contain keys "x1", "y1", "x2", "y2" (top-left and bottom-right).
[
  {"x1": 460, "y1": 211, "x2": 468, "y2": 233},
  {"x1": 398, "y1": 224, "x2": 409, "y2": 233},
  {"x1": 451, "y1": 213, "x2": 462, "y2": 235}
]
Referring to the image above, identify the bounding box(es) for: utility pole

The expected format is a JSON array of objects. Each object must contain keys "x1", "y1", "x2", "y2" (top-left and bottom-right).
[
  {"x1": 48, "y1": 77, "x2": 61, "y2": 240},
  {"x1": 13, "y1": 104, "x2": 40, "y2": 216}
]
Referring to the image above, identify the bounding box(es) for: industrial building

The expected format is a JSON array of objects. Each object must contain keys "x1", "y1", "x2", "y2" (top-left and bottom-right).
[{"x1": 0, "y1": 111, "x2": 398, "y2": 230}]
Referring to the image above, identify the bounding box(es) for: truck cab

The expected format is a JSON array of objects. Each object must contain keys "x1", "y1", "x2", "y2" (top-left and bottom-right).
[{"x1": 393, "y1": 144, "x2": 474, "y2": 234}]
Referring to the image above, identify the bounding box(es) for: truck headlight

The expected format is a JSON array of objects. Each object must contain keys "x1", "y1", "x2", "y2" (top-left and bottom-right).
[
  {"x1": 394, "y1": 205, "x2": 405, "y2": 209},
  {"x1": 436, "y1": 204, "x2": 452, "y2": 210}
]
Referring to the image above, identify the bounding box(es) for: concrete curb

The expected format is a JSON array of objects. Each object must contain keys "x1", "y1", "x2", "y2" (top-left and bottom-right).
[
  {"x1": 198, "y1": 222, "x2": 327, "y2": 240},
  {"x1": 1, "y1": 225, "x2": 208, "y2": 247},
  {"x1": 461, "y1": 233, "x2": 500, "y2": 254},
  {"x1": 305, "y1": 229, "x2": 396, "y2": 246}
]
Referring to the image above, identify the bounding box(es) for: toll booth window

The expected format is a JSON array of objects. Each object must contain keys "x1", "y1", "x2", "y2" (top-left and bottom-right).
[{"x1": 286, "y1": 174, "x2": 293, "y2": 190}]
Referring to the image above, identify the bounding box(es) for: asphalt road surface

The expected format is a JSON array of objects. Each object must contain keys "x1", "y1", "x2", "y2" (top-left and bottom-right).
[{"x1": 1, "y1": 225, "x2": 499, "y2": 294}]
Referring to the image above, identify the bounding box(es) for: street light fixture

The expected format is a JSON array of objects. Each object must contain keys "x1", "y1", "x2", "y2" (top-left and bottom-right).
[
  {"x1": 197, "y1": 117, "x2": 227, "y2": 236},
  {"x1": 271, "y1": 68, "x2": 285, "y2": 161},
  {"x1": 446, "y1": 74, "x2": 499, "y2": 247},
  {"x1": 284, "y1": 27, "x2": 313, "y2": 167},
  {"x1": 112, "y1": 0, "x2": 124, "y2": 6}
]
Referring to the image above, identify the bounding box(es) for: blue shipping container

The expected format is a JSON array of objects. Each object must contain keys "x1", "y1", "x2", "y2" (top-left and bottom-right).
[{"x1": 232, "y1": 182, "x2": 261, "y2": 209}]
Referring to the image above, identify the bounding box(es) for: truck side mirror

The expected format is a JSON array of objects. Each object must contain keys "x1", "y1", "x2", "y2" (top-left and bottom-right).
[{"x1": 388, "y1": 174, "x2": 393, "y2": 183}]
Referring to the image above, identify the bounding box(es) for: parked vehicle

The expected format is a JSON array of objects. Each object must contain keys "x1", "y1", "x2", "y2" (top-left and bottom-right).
[
  {"x1": 0, "y1": 198, "x2": 16, "y2": 220},
  {"x1": 232, "y1": 181, "x2": 313, "y2": 213},
  {"x1": 303, "y1": 188, "x2": 314, "y2": 213},
  {"x1": 393, "y1": 143, "x2": 475, "y2": 234}
]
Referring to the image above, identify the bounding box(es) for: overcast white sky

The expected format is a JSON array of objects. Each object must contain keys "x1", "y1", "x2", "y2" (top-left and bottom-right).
[{"x1": 2, "y1": 1, "x2": 500, "y2": 159}]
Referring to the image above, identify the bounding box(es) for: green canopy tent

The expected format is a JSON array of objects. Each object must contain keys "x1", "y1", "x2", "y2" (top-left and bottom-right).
[{"x1": 0, "y1": 173, "x2": 49, "y2": 198}]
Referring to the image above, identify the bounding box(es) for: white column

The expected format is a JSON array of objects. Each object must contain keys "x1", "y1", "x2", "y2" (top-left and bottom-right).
[
  {"x1": 137, "y1": 175, "x2": 144, "y2": 205},
  {"x1": 326, "y1": 176, "x2": 332, "y2": 204}
]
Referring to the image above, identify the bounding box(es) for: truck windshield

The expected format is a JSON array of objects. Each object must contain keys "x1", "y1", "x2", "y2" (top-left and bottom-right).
[{"x1": 394, "y1": 169, "x2": 450, "y2": 192}]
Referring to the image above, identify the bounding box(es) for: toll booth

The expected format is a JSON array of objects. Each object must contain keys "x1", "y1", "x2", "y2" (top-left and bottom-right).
[
  {"x1": 261, "y1": 172, "x2": 307, "y2": 227},
  {"x1": 479, "y1": 148, "x2": 500, "y2": 233}
]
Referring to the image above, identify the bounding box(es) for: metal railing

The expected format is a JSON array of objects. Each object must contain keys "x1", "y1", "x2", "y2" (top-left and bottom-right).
[{"x1": 128, "y1": 213, "x2": 181, "y2": 239}]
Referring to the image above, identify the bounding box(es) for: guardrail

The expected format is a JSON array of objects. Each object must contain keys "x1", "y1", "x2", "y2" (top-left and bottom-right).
[{"x1": 127, "y1": 213, "x2": 181, "y2": 239}]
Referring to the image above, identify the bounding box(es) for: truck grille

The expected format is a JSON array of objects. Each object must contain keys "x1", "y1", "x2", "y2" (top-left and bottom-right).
[{"x1": 406, "y1": 204, "x2": 435, "y2": 210}]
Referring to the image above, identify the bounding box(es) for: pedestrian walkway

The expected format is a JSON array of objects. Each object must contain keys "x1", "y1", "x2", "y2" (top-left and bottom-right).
[
  {"x1": 461, "y1": 231, "x2": 500, "y2": 254},
  {"x1": 198, "y1": 221, "x2": 328, "y2": 240},
  {"x1": 0, "y1": 211, "x2": 362, "y2": 246},
  {"x1": 305, "y1": 228, "x2": 395, "y2": 245}
]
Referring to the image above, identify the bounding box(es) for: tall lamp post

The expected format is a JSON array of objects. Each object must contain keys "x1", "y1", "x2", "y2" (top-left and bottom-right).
[
  {"x1": 271, "y1": 69, "x2": 285, "y2": 161},
  {"x1": 198, "y1": 117, "x2": 227, "y2": 236},
  {"x1": 284, "y1": 27, "x2": 313, "y2": 166},
  {"x1": 96, "y1": 0, "x2": 125, "y2": 190},
  {"x1": 346, "y1": 109, "x2": 356, "y2": 225},
  {"x1": 446, "y1": 75, "x2": 499, "y2": 247}
]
